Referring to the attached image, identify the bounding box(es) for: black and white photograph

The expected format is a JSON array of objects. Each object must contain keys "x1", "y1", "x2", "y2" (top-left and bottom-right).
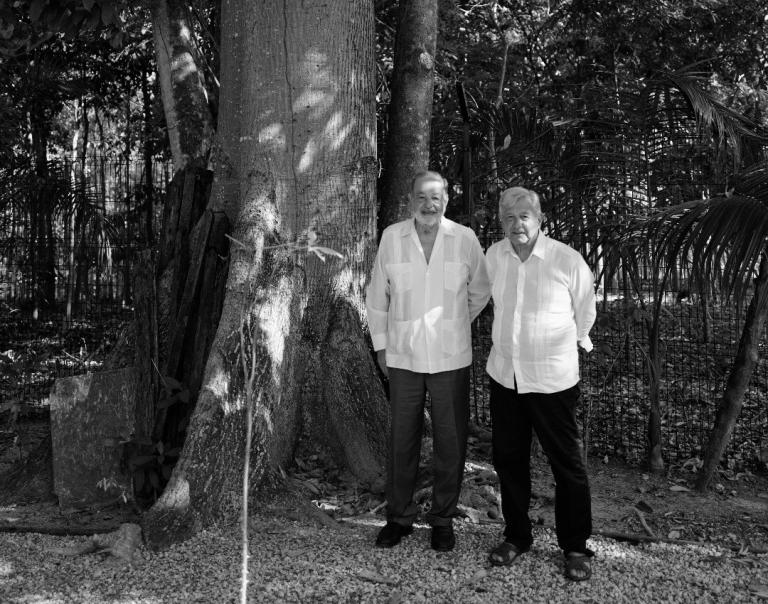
[{"x1": 0, "y1": 0, "x2": 767, "y2": 601}]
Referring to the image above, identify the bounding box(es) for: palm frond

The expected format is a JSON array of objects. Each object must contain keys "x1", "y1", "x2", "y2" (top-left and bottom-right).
[
  {"x1": 661, "y1": 67, "x2": 767, "y2": 164},
  {"x1": 639, "y1": 194, "x2": 768, "y2": 304},
  {"x1": 733, "y1": 162, "x2": 768, "y2": 199}
]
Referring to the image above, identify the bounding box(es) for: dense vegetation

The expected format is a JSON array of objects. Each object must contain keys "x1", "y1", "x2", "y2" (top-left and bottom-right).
[{"x1": 1, "y1": 0, "x2": 767, "y2": 540}]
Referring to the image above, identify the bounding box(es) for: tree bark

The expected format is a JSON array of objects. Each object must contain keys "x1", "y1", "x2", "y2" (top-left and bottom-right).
[
  {"x1": 66, "y1": 100, "x2": 85, "y2": 324},
  {"x1": 151, "y1": 0, "x2": 214, "y2": 173},
  {"x1": 74, "y1": 104, "x2": 90, "y2": 314},
  {"x1": 141, "y1": 65, "x2": 156, "y2": 247},
  {"x1": 647, "y1": 268, "x2": 667, "y2": 473},
  {"x1": 133, "y1": 250, "x2": 159, "y2": 443},
  {"x1": 646, "y1": 319, "x2": 664, "y2": 473},
  {"x1": 377, "y1": 0, "x2": 438, "y2": 229},
  {"x1": 143, "y1": 0, "x2": 388, "y2": 549},
  {"x1": 29, "y1": 108, "x2": 55, "y2": 315},
  {"x1": 696, "y1": 254, "x2": 768, "y2": 491}
]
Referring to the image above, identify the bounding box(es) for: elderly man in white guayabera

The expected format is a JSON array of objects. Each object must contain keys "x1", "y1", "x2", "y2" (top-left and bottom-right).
[
  {"x1": 485, "y1": 187, "x2": 597, "y2": 581},
  {"x1": 366, "y1": 171, "x2": 490, "y2": 552}
]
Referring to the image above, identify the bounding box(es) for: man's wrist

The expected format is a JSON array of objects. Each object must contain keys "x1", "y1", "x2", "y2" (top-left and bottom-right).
[
  {"x1": 577, "y1": 336, "x2": 593, "y2": 353},
  {"x1": 371, "y1": 334, "x2": 387, "y2": 350}
]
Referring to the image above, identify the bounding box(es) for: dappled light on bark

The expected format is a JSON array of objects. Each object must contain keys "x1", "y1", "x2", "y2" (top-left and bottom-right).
[
  {"x1": 205, "y1": 367, "x2": 231, "y2": 403},
  {"x1": 170, "y1": 53, "x2": 202, "y2": 86},
  {"x1": 151, "y1": 0, "x2": 214, "y2": 172},
  {"x1": 144, "y1": 0, "x2": 387, "y2": 548}
]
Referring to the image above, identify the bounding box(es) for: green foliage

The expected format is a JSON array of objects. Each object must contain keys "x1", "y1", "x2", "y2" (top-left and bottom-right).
[
  {"x1": 388, "y1": 0, "x2": 768, "y2": 239},
  {"x1": 0, "y1": 0, "x2": 125, "y2": 55},
  {"x1": 636, "y1": 190, "x2": 768, "y2": 306},
  {"x1": 0, "y1": 1, "x2": 165, "y2": 282}
]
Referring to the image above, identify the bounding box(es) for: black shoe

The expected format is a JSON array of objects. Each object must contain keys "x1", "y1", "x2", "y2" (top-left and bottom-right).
[
  {"x1": 376, "y1": 522, "x2": 413, "y2": 547},
  {"x1": 431, "y1": 525, "x2": 456, "y2": 551}
]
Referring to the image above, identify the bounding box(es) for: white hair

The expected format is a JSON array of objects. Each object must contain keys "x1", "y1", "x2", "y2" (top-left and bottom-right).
[
  {"x1": 411, "y1": 170, "x2": 448, "y2": 192},
  {"x1": 499, "y1": 187, "x2": 542, "y2": 217}
]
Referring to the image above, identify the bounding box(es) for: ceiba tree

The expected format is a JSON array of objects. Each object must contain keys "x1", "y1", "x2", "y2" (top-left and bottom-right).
[
  {"x1": 12, "y1": 0, "x2": 389, "y2": 546},
  {"x1": 142, "y1": 0, "x2": 389, "y2": 548}
]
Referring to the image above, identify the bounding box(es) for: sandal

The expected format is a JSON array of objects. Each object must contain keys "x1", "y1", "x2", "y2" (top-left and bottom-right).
[
  {"x1": 488, "y1": 541, "x2": 525, "y2": 566},
  {"x1": 564, "y1": 552, "x2": 592, "y2": 581}
]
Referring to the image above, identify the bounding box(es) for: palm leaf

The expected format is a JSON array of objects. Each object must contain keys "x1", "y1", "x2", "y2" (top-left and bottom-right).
[
  {"x1": 661, "y1": 67, "x2": 767, "y2": 163},
  {"x1": 639, "y1": 194, "x2": 768, "y2": 304}
]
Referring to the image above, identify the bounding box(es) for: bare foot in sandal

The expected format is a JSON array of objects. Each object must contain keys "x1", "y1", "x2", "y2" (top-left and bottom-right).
[
  {"x1": 564, "y1": 552, "x2": 592, "y2": 581},
  {"x1": 488, "y1": 541, "x2": 526, "y2": 566}
]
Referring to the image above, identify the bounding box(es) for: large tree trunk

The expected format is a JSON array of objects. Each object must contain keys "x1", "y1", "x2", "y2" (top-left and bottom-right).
[
  {"x1": 73, "y1": 105, "x2": 90, "y2": 315},
  {"x1": 696, "y1": 255, "x2": 768, "y2": 491},
  {"x1": 151, "y1": 0, "x2": 214, "y2": 172},
  {"x1": 108, "y1": 3, "x2": 225, "y2": 499},
  {"x1": 143, "y1": 0, "x2": 388, "y2": 549},
  {"x1": 66, "y1": 100, "x2": 87, "y2": 324},
  {"x1": 377, "y1": 0, "x2": 438, "y2": 229},
  {"x1": 29, "y1": 109, "x2": 55, "y2": 316}
]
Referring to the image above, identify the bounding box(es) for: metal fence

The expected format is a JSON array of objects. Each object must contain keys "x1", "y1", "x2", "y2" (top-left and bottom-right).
[
  {"x1": 2, "y1": 157, "x2": 766, "y2": 470},
  {"x1": 0, "y1": 156, "x2": 172, "y2": 326},
  {"x1": 469, "y1": 226, "x2": 768, "y2": 470},
  {"x1": 0, "y1": 156, "x2": 172, "y2": 415}
]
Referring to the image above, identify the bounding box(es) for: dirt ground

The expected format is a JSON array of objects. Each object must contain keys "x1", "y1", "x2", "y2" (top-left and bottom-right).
[{"x1": 1, "y1": 417, "x2": 766, "y2": 556}]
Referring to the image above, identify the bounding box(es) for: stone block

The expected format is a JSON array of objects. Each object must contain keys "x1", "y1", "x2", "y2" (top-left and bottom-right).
[{"x1": 50, "y1": 368, "x2": 139, "y2": 509}]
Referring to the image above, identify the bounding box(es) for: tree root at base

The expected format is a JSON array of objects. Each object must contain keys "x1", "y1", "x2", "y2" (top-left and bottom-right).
[
  {"x1": 0, "y1": 522, "x2": 122, "y2": 536},
  {"x1": 4, "y1": 511, "x2": 765, "y2": 555}
]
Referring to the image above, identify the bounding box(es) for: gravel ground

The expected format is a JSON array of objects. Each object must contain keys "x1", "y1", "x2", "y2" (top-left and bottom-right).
[{"x1": 0, "y1": 515, "x2": 766, "y2": 603}]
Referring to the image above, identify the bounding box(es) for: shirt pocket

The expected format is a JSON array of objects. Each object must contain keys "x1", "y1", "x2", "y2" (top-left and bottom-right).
[
  {"x1": 442, "y1": 317, "x2": 471, "y2": 357},
  {"x1": 444, "y1": 261, "x2": 469, "y2": 293},
  {"x1": 390, "y1": 320, "x2": 414, "y2": 356},
  {"x1": 387, "y1": 262, "x2": 413, "y2": 321},
  {"x1": 387, "y1": 263, "x2": 413, "y2": 291}
]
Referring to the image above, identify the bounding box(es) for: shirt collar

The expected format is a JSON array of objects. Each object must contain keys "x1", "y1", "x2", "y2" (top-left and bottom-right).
[
  {"x1": 501, "y1": 232, "x2": 548, "y2": 260},
  {"x1": 400, "y1": 216, "x2": 456, "y2": 237}
]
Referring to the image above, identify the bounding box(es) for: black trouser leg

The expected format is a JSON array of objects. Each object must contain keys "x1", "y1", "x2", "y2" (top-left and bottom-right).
[
  {"x1": 489, "y1": 377, "x2": 534, "y2": 551},
  {"x1": 386, "y1": 368, "x2": 426, "y2": 526},
  {"x1": 527, "y1": 384, "x2": 592, "y2": 554},
  {"x1": 425, "y1": 367, "x2": 470, "y2": 527}
]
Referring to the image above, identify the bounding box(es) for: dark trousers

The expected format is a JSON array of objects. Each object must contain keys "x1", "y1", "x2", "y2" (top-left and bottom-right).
[
  {"x1": 489, "y1": 377, "x2": 592, "y2": 554},
  {"x1": 386, "y1": 366, "x2": 470, "y2": 527}
]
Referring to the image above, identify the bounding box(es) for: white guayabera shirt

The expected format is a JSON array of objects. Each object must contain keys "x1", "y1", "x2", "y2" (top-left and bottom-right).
[
  {"x1": 486, "y1": 234, "x2": 596, "y2": 394},
  {"x1": 366, "y1": 217, "x2": 491, "y2": 373}
]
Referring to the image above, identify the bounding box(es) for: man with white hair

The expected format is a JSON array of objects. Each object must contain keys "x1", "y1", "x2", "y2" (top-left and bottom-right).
[
  {"x1": 485, "y1": 187, "x2": 596, "y2": 580},
  {"x1": 366, "y1": 170, "x2": 490, "y2": 551}
]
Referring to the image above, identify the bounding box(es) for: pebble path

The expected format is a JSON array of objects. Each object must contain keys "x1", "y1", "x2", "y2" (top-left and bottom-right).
[{"x1": 0, "y1": 515, "x2": 765, "y2": 603}]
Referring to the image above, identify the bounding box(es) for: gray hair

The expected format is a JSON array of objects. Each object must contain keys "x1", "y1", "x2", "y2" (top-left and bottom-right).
[
  {"x1": 499, "y1": 187, "x2": 542, "y2": 217},
  {"x1": 411, "y1": 170, "x2": 448, "y2": 192}
]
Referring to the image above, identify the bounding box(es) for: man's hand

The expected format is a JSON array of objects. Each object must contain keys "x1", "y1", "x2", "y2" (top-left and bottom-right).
[{"x1": 376, "y1": 349, "x2": 388, "y2": 378}]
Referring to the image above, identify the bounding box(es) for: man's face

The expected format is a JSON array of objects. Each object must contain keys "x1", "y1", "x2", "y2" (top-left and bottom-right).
[
  {"x1": 500, "y1": 197, "x2": 541, "y2": 249},
  {"x1": 410, "y1": 176, "x2": 447, "y2": 227}
]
